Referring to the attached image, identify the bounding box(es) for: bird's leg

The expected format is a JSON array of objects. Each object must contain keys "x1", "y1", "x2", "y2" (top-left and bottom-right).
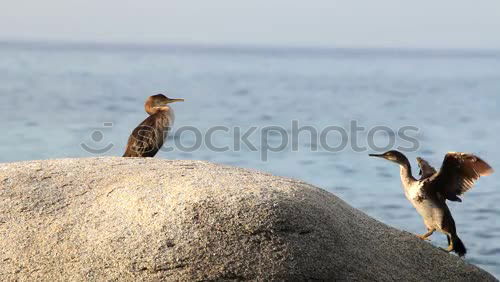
[
  {"x1": 445, "y1": 234, "x2": 454, "y2": 252},
  {"x1": 417, "y1": 229, "x2": 435, "y2": 241},
  {"x1": 437, "y1": 234, "x2": 454, "y2": 253}
]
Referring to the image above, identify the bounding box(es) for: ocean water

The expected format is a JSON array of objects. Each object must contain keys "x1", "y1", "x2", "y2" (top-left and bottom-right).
[{"x1": 1, "y1": 43, "x2": 500, "y2": 276}]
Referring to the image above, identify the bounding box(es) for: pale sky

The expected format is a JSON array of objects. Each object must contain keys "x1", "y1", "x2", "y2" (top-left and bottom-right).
[{"x1": 1, "y1": 0, "x2": 500, "y2": 49}]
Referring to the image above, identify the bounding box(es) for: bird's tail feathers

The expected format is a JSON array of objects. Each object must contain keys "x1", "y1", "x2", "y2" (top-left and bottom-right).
[{"x1": 452, "y1": 235, "x2": 467, "y2": 257}]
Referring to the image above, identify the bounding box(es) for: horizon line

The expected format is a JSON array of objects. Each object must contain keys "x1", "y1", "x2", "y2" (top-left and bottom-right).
[{"x1": 1, "y1": 39, "x2": 500, "y2": 58}]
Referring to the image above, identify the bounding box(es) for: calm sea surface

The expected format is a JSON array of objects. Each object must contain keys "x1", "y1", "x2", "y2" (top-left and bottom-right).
[{"x1": 1, "y1": 43, "x2": 499, "y2": 276}]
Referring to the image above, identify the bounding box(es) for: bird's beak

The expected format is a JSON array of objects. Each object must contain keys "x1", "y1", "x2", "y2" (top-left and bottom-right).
[
  {"x1": 369, "y1": 153, "x2": 385, "y2": 159},
  {"x1": 166, "y1": 98, "x2": 184, "y2": 104}
]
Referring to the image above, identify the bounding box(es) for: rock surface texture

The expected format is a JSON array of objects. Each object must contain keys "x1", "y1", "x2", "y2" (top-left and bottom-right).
[{"x1": 0, "y1": 158, "x2": 497, "y2": 281}]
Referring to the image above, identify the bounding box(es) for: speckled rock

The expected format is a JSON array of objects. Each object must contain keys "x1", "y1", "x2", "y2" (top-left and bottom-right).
[{"x1": 0, "y1": 157, "x2": 496, "y2": 281}]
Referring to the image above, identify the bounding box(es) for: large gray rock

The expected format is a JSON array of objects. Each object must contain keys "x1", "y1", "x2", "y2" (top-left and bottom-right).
[{"x1": 0, "y1": 157, "x2": 496, "y2": 281}]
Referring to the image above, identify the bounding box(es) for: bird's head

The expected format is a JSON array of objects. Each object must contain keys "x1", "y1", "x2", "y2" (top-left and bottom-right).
[
  {"x1": 369, "y1": 150, "x2": 408, "y2": 165},
  {"x1": 145, "y1": 94, "x2": 184, "y2": 114}
]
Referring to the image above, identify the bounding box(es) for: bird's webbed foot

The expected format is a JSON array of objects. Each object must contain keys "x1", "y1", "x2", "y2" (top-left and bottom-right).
[
  {"x1": 438, "y1": 246, "x2": 454, "y2": 254},
  {"x1": 417, "y1": 235, "x2": 431, "y2": 241}
]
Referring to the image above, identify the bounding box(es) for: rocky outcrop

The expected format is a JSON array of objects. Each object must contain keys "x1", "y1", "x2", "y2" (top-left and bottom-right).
[{"x1": 0, "y1": 157, "x2": 496, "y2": 281}]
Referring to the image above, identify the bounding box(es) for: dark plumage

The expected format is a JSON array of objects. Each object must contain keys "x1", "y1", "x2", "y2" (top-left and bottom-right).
[
  {"x1": 370, "y1": 150, "x2": 493, "y2": 256},
  {"x1": 428, "y1": 153, "x2": 494, "y2": 202},
  {"x1": 417, "y1": 157, "x2": 437, "y2": 180},
  {"x1": 123, "y1": 94, "x2": 184, "y2": 158}
]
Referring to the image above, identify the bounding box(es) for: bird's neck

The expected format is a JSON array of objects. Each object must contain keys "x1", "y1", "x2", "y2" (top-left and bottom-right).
[
  {"x1": 146, "y1": 105, "x2": 170, "y2": 115},
  {"x1": 399, "y1": 157, "x2": 417, "y2": 188},
  {"x1": 152, "y1": 107, "x2": 174, "y2": 129}
]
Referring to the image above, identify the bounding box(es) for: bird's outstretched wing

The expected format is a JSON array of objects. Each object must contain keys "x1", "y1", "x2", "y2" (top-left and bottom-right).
[
  {"x1": 429, "y1": 152, "x2": 493, "y2": 202},
  {"x1": 416, "y1": 157, "x2": 437, "y2": 180}
]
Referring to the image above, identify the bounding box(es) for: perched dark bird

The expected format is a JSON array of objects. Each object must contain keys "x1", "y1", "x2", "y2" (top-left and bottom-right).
[
  {"x1": 123, "y1": 94, "x2": 184, "y2": 157},
  {"x1": 369, "y1": 150, "x2": 493, "y2": 256}
]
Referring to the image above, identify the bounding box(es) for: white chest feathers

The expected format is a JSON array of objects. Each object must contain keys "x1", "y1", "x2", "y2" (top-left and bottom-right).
[
  {"x1": 404, "y1": 181, "x2": 425, "y2": 203},
  {"x1": 403, "y1": 180, "x2": 444, "y2": 230}
]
